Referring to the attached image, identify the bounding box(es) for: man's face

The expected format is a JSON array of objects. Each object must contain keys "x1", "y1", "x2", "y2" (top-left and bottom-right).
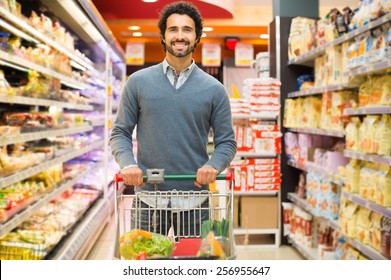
[{"x1": 163, "y1": 13, "x2": 197, "y2": 58}]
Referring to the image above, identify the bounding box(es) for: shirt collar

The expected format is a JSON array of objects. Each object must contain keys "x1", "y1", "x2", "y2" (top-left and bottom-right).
[{"x1": 163, "y1": 58, "x2": 195, "y2": 76}]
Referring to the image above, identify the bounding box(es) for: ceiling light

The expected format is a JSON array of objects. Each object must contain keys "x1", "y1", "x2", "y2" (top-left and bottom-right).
[
  {"x1": 133, "y1": 32, "x2": 143, "y2": 37},
  {"x1": 260, "y1": 34, "x2": 269, "y2": 39},
  {"x1": 128, "y1": 26, "x2": 140, "y2": 31},
  {"x1": 142, "y1": 0, "x2": 158, "y2": 2},
  {"x1": 203, "y1": 27, "x2": 213, "y2": 32},
  {"x1": 202, "y1": 33, "x2": 207, "y2": 38}
]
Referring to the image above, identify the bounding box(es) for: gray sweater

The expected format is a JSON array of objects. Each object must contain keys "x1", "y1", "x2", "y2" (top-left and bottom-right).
[{"x1": 110, "y1": 63, "x2": 237, "y2": 192}]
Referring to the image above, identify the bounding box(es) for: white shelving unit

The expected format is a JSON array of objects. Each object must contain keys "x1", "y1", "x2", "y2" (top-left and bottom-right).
[{"x1": 0, "y1": 0, "x2": 125, "y2": 260}]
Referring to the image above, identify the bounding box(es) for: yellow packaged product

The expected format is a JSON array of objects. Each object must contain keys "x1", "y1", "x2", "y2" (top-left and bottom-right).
[
  {"x1": 320, "y1": 92, "x2": 332, "y2": 130},
  {"x1": 345, "y1": 117, "x2": 361, "y2": 151},
  {"x1": 369, "y1": 75, "x2": 387, "y2": 106},
  {"x1": 345, "y1": 159, "x2": 361, "y2": 193},
  {"x1": 369, "y1": 212, "x2": 382, "y2": 252},
  {"x1": 373, "y1": 114, "x2": 391, "y2": 156},
  {"x1": 359, "y1": 162, "x2": 375, "y2": 199},
  {"x1": 375, "y1": 164, "x2": 391, "y2": 207},
  {"x1": 358, "y1": 78, "x2": 371, "y2": 107},
  {"x1": 359, "y1": 116, "x2": 379, "y2": 153},
  {"x1": 283, "y1": 99, "x2": 295, "y2": 128},
  {"x1": 368, "y1": 163, "x2": 381, "y2": 202},
  {"x1": 340, "y1": 202, "x2": 359, "y2": 238},
  {"x1": 295, "y1": 98, "x2": 304, "y2": 127},
  {"x1": 302, "y1": 96, "x2": 321, "y2": 128},
  {"x1": 379, "y1": 74, "x2": 391, "y2": 106},
  {"x1": 330, "y1": 91, "x2": 355, "y2": 131},
  {"x1": 356, "y1": 207, "x2": 372, "y2": 245}
]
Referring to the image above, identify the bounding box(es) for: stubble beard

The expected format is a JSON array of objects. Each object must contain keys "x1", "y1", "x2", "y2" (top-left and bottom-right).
[{"x1": 166, "y1": 41, "x2": 195, "y2": 57}]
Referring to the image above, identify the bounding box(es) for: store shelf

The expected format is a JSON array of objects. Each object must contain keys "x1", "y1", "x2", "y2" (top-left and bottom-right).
[
  {"x1": 0, "y1": 50, "x2": 91, "y2": 90},
  {"x1": 288, "y1": 127, "x2": 345, "y2": 138},
  {"x1": 344, "y1": 59, "x2": 391, "y2": 77},
  {"x1": 236, "y1": 152, "x2": 277, "y2": 158},
  {"x1": 0, "y1": 140, "x2": 104, "y2": 188},
  {"x1": 234, "y1": 228, "x2": 280, "y2": 248},
  {"x1": 0, "y1": 162, "x2": 103, "y2": 236},
  {"x1": 232, "y1": 113, "x2": 278, "y2": 120},
  {"x1": 287, "y1": 160, "x2": 344, "y2": 185},
  {"x1": 0, "y1": 95, "x2": 93, "y2": 111},
  {"x1": 287, "y1": 193, "x2": 339, "y2": 231},
  {"x1": 86, "y1": 117, "x2": 105, "y2": 127},
  {"x1": 342, "y1": 235, "x2": 389, "y2": 260},
  {"x1": 288, "y1": 12, "x2": 391, "y2": 66},
  {"x1": 287, "y1": 235, "x2": 319, "y2": 260},
  {"x1": 234, "y1": 190, "x2": 278, "y2": 196},
  {"x1": 0, "y1": 6, "x2": 93, "y2": 70},
  {"x1": 344, "y1": 106, "x2": 391, "y2": 116},
  {"x1": 287, "y1": 84, "x2": 357, "y2": 98},
  {"x1": 0, "y1": 125, "x2": 93, "y2": 146},
  {"x1": 342, "y1": 191, "x2": 391, "y2": 219},
  {"x1": 343, "y1": 149, "x2": 391, "y2": 165},
  {"x1": 49, "y1": 198, "x2": 110, "y2": 260}
]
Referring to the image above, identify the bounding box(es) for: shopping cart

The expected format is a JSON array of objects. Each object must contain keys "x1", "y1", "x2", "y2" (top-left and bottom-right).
[{"x1": 113, "y1": 168, "x2": 235, "y2": 260}]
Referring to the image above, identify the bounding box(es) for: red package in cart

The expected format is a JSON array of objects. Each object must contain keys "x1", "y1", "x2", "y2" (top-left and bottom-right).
[
  {"x1": 254, "y1": 164, "x2": 280, "y2": 172},
  {"x1": 253, "y1": 183, "x2": 280, "y2": 191},
  {"x1": 254, "y1": 158, "x2": 280, "y2": 165}
]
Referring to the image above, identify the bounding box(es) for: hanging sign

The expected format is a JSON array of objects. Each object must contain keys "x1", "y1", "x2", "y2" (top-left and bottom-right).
[
  {"x1": 126, "y1": 42, "x2": 144, "y2": 65},
  {"x1": 235, "y1": 43, "x2": 254, "y2": 67},
  {"x1": 202, "y1": 43, "x2": 221, "y2": 67}
]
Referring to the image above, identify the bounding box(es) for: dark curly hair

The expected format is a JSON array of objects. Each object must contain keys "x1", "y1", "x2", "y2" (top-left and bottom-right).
[{"x1": 158, "y1": 1, "x2": 203, "y2": 52}]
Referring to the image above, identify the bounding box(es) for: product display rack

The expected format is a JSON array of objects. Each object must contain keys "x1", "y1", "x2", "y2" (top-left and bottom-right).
[
  {"x1": 270, "y1": 10, "x2": 391, "y2": 260},
  {"x1": 0, "y1": 0, "x2": 125, "y2": 260}
]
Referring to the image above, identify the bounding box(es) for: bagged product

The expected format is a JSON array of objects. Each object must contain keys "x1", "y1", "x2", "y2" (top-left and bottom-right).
[
  {"x1": 358, "y1": 78, "x2": 372, "y2": 107},
  {"x1": 379, "y1": 74, "x2": 391, "y2": 106},
  {"x1": 345, "y1": 117, "x2": 361, "y2": 151},
  {"x1": 356, "y1": 207, "x2": 372, "y2": 244},
  {"x1": 373, "y1": 115, "x2": 391, "y2": 156},
  {"x1": 376, "y1": 164, "x2": 391, "y2": 207},
  {"x1": 369, "y1": 212, "x2": 383, "y2": 251}
]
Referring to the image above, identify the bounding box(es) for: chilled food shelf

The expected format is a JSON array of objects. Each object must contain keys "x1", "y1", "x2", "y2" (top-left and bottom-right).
[
  {"x1": 288, "y1": 127, "x2": 345, "y2": 138},
  {"x1": 49, "y1": 198, "x2": 110, "y2": 260},
  {"x1": 0, "y1": 95, "x2": 93, "y2": 111},
  {"x1": 0, "y1": 6, "x2": 93, "y2": 70},
  {"x1": 0, "y1": 50, "x2": 91, "y2": 90},
  {"x1": 287, "y1": 160, "x2": 344, "y2": 185},
  {"x1": 0, "y1": 125, "x2": 93, "y2": 146},
  {"x1": 0, "y1": 162, "x2": 103, "y2": 236},
  {"x1": 0, "y1": 140, "x2": 104, "y2": 188},
  {"x1": 344, "y1": 106, "x2": 391, "y2": 116},
  {"x1": 287, "y1": 84, "x2": 357, "y2": 98},
  {"x1": 343, "y1": 59, "x2": 391, "y2": 77},
  {"x1": 288, "y1": 13, "x2": 391, "y2": 66},
  {"x1": 342, "y1": 191, "x2": 391, "y2": 219},
  {"x1": 343, "y1": 150, "x2": 391, "y2": 165},
  {"x1": 236, "y1": 152, "x2": 277, "y2": 158},
  {"x1": 232, "y1": 113, "x2": 278, "y2": 120}
]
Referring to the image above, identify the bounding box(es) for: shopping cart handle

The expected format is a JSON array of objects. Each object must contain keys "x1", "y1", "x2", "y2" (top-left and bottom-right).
[{"x1": 114, "y1": 172, "x2": 233, "y2": 183}]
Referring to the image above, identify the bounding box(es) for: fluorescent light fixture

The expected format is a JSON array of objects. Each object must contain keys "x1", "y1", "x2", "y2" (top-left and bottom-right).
[
  {"x1": 260, "y1": 34, "x2": 269, "y2": 39},
  {"x1": 128, "y1": 26, "x2": 140, "y2": 31},
  {"x1": 70, "y1": 60, "x2": 87, "y2": 72},
  {"x1": 202, "y1": 33, "x2": 207, "y2": 38},
  {"x1": 203, "y1": 27, "x2": 213, "y2": 32},
  {"x1": 0, "y1": 18, "x2": 39, "y2": 43},
  {"x1": 142, "y1": 0, "x2": 158, "y2": 2},
  {"x1": 0, "y1": 59, "x2": 30, "y2": 72},
  {"x1": 133, "y1": 32, "x2": 143, "y2": 37}
]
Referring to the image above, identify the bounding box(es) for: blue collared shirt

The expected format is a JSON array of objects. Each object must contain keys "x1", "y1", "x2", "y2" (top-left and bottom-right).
[{"x1": 162, "y1": 58, "x2": 195, "y2": 89}]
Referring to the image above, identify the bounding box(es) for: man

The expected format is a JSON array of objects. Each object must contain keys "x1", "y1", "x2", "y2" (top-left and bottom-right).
[{"x1": 110, "y1": 1, "x2": 236, "y2": 236}]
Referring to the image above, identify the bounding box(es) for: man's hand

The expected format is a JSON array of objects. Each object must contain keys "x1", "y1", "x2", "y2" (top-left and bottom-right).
[
  {"x1": 194, "y1": 165, "x2": 218, "y2": 188},
  {"x1": 121, "y1": 166, "x2": 144, "y2": 187}
]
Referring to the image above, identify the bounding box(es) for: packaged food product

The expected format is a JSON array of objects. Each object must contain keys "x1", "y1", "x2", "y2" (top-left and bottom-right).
[
  {"x1": 345, "y1": 117, "x2": 361, "y2": 151},
  {"x1": 376, "y1": 164, "x2": 391, "y2": 207},
  {"x1": 373, "y1": 115, "x2": 391, "y2": 156},
  {"x1": 370, "y1": 212, "x2": 383, "y2": 251},
  {"x1": 356, "y1": 207, "x2": 372, "y2": 244}
]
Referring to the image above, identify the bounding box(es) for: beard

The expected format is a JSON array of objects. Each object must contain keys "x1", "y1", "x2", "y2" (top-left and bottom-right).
[{"x1": 165, "y1": 40, "x2": 195, "y2": 57}]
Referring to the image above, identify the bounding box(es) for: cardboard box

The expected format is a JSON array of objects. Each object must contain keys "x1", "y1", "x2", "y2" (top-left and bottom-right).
[
  {"x1": 233, "y1": 196, "x2": 239, "y2": 228},
  {"x1": 240, "y1": 197, "x2": 278, "y2": 229}
]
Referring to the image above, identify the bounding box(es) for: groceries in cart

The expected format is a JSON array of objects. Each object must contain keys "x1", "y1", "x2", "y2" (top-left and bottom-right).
[{"x1": 119, "y1": 229, "x2": 175, "y2": 260}]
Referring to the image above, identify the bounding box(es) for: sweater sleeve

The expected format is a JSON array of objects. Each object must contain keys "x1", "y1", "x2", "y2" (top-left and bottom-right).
[
  {"x1": 109, "y1": 78, "x2": 139, "y2": 169},
  {"x1": 204, "y1": 85, "x2": 237, "y2": 172}
]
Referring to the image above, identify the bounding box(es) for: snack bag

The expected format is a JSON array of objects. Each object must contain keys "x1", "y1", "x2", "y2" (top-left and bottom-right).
[
  {"x1": 373, "y1": 115, "x2": 391, "y2": 156},
  {"x1": 345, "y1": 117, "x2": 361, "y2": 151},
  {"x1": 197, "y1": 231, "x2": 226, "y2": 260}
]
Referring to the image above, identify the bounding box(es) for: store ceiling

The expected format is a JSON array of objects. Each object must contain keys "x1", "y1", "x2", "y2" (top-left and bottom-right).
[{"x1": 90, "y1": 0, "x2": 360, "y2": 62}]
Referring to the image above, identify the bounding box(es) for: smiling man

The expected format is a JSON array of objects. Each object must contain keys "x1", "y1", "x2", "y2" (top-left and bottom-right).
[{"x1": 110, "y1": 1, "x2": 237, "y2": 235}]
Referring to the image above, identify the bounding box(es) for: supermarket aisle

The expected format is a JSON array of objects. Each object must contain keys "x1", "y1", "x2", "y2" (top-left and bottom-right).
[{"x1": 86, "y1": 214, "x2": 304, "y2": 260}]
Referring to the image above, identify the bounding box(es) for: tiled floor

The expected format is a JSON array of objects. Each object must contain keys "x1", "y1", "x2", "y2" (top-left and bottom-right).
[{"x1": 86, "y1": 216, "x2": 304, "y2": 260}]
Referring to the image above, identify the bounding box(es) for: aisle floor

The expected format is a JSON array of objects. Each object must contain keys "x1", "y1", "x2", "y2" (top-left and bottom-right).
[{"x1": 86, "y1": 216, "x2": 304, "y2": 260}]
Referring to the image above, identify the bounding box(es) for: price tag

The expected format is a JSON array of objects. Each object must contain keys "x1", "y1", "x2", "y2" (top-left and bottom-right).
[{"x1": 107, "y1": 86, "x2": 112, "y2": 96}]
